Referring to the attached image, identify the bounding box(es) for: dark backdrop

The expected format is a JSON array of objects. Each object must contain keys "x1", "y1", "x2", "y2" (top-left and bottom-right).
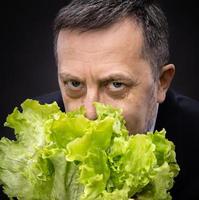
[{"x1": 1, "y1": 0, "x2": 199, "y2": 140}]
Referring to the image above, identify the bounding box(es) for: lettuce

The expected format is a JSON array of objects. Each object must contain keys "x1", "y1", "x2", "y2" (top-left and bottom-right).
[{"x1": 0, "y1": 99, "x2": 180, "y2": 200}]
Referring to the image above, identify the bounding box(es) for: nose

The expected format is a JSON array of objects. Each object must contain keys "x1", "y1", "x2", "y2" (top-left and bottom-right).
[
  {"x1": 84, "y1": 102, "x2": 97, "y2": 120},
  {"x1": 83, "y1": 89, "x2": 98, "y2": 120}
]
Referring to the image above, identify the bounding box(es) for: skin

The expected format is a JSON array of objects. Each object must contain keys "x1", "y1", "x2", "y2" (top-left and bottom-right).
[{"x1": 56, "y1": 18, "x2": 175, "y2": 134}]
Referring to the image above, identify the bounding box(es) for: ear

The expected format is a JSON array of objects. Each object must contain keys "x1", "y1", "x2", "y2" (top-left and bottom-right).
[{"x1": 157, "y1": 64, "x2": 175, "y2": 103}]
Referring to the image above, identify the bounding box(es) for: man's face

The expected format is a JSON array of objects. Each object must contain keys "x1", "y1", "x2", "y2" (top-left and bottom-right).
[{"x1": 57, "y1": 19, "x2": 163, "y2": 134}]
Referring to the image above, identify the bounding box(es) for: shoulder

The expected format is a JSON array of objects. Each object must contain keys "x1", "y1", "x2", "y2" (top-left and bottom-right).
[
  {"x1": 171, "y1": 90, "x2": 199, "y2": 116},
  {"x1": 156, "y1": 89, "x2": 199, "y2": 148},
  {"x1": 156, "y1": 89, "x2": 199, "y2": 131},
  {"x1": 34, "y1": 90, "x2": 65, "y2": 111},
  {"x1": 156, "y1": 90, "x2": 199, "y2": 199}
]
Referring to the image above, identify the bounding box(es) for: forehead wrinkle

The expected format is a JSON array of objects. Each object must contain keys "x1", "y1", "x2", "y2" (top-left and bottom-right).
[{"x1": 57, "y1": 18, "x2": 145, "y2": 60}]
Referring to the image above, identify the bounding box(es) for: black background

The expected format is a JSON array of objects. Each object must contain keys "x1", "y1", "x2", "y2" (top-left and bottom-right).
[
  {"x1": 1, "y1": 0, "x2": 199, "y2": 135},
  {"x1": 0, "y1": 0, "x2": 199, "y2": 199}
]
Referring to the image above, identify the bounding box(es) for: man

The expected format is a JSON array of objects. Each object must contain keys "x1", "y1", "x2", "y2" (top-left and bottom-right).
[
  {"x1": 36, "y1": 0, "x2": 198, "y2": 199},
  {"x1": 1, "y1": 0, "x2": 198, "y2": 199},
  {"x1": 37, "y1": 0, "x2": 199, "y2": 199}
]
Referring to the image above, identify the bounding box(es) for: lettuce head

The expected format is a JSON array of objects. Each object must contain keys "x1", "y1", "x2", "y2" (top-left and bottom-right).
[{"x1": 0, "y1": 99, "x2": 180, "y2": 200}]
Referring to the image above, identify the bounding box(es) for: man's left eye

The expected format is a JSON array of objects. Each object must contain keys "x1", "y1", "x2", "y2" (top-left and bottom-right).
[{"x1": 108, "y1": 81, "x2": 125, "y2": 91}]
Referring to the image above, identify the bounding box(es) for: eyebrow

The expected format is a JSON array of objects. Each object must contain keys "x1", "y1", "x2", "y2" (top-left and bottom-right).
[
  {"x1": 59, "y1": 73, "x2": 83, "y2": 82},
  {"x1": 100, "y1": 73, "x2": 139, "y2": 85}
]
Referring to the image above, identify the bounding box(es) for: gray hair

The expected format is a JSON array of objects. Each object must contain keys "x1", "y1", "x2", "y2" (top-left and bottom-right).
[{"x1": 54, "y1": 0, "x2": 169, "y2": 78}]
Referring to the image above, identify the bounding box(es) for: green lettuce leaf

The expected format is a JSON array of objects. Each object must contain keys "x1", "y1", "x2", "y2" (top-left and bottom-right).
[{"x1": 0, "y1": 99, "x2": 180, "y2": 200}]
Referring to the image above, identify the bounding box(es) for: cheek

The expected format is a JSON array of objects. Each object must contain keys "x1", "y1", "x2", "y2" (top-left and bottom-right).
[
  {"x1": 63, "y1": 98, "x2": 82, "y2": 112},
  {"x1": 119, "y1": 85, "x2": 158, "y2": 134},
  {"x1": 121, "y1": 102, "x2": 146, "y2": 134},
  {"x1": 59, "y1": 90, "x2": 81, "y2": 112},
  {"x1": 59, "y1": 80, "x2": 82, "y2": 111}
]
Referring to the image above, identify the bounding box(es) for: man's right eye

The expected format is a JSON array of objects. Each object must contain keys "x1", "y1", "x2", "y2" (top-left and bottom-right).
[
  {"x1": 63, "y1": 80, "x2": 85, "y2": 98},
  {"x1": 65, "y1": 80, "x2": 83, "y2": 91}
]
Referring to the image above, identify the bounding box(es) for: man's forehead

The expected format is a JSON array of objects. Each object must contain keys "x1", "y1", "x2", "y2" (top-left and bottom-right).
[{"x1": 57, "y1": 18, "x2": 144, "y2": 59}]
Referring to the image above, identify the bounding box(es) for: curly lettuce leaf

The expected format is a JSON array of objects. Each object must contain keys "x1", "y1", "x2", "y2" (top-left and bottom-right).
[{"x1": 0, "y1": 100, "x2": 180, "y2": 200}]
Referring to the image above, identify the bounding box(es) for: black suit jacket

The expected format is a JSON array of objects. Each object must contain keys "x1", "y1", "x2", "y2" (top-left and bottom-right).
[
  {"x1": 1, "y1": 90, "x2": 199, "y2": 200},
  {"x1": 155, "y1": 90, "x2": 199, "y2": 200}
]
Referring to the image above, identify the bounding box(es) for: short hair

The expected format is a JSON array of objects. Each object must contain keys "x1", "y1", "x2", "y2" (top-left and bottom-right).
[{"x1": 54, "y1": 0, "x2": 169, "y2": 78}]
